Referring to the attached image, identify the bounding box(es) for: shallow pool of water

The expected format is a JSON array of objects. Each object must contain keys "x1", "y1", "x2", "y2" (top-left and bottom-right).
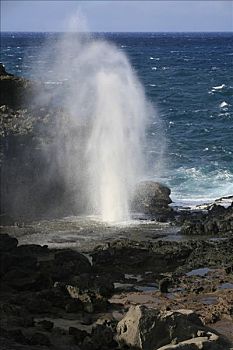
[
  {"x1": 218, "y1": 282, "x2": 233, "y2": 290},
  {"x1": 0, "y1": 215, "x2": 180, "y2": 251},
  {"x1": 186, "y1": 267, "x2": 212, "y2": 277}
]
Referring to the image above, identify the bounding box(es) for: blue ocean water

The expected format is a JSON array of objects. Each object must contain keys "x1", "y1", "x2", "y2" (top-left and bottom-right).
[{"x1": 1, "y1": 32, "x2": 233, "y2": 205}]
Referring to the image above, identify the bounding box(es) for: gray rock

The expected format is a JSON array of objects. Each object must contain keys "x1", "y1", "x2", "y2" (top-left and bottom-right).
[
  {"x1": 131, "y1": 181, "x2": 172, "y2": 218},
  {"x1": 116, "y1": 305, "x2": 228, "y2": 350}
]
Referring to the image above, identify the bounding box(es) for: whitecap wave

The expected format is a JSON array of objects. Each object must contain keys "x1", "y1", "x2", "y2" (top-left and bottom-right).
[
  {"x1": 219, "y1": 101, "x2": 229, "y2": 108},
  {"x1": 167, "y1": 166, "x2": 233, "y2": 206},
  {"x1": 212, "y1": 84, "x2": 226, "y2": 90}
]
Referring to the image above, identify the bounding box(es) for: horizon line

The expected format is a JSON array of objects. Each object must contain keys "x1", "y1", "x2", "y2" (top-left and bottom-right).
[{"x1": 2, "y1": 30, "x2": 233, "y2": 33}]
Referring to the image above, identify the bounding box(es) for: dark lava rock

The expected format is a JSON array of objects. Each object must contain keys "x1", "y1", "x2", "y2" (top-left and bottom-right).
[
  {"x1": 180, "y1": 202, "x2": 233, "y2": 236},
  {"x1": 25, "y1": 297, "x2": 52, "y2": 314},
  {"x1": 0, "y1": 234, "x2": 18, "y2": 252},
  {"x1": 0, "y1": 251, "x2": 37, "y2": 277},
  {"x1": 3, "y1": 271, "x2": 52, "y2": 292},
  {"x1": 225, "y1": 265, "x2": 233, "y2": 274},
  {"x1": 131, "y1": 181, "x2": 173, "y2": 219},
  {"x1": 37, "y1": 320, "x2": 54, "y2": 331},
  {"x1": 52, "y1": 250, "x2": 91, "y2": 281},
  {"x1": 159, "y1": 278, "x2": 170, "y2": 293},
  {"x1": 0, "y1": 327, "x2": 28, "y2": 345},
  {"x1": 29, "y1": 332, "x2": 51, "y2": 346},
  {"x1": 0, "y1": 65, "x2": 37, "y2": 108},
  {"x1": 15, "y1": 244, "x2": 49, "y2": 257},
  {"x1": 91, "y1": 239, "x2": 192, "y2": 274},
  {"x1": 38, "y1": 285, "x2": 70, "y2": 309},
  {"x1": 69, "y1": 326, "x2": 88, "y2": 343},
  {"x1": 90, "y1": 324, "x2": 116, "y2": 349},
  {"x1": 70, "y1": 273, "x2": 114, "y2": 298},
  {"x1": 65, "y1": 299, "x2": 83, "y2": 313}
]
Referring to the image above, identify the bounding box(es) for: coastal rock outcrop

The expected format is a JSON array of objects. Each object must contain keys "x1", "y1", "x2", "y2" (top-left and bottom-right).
[
  {"x1": 0, "y1": 63, "x2": 37, "y2": 108},
  {"x1": 131, "y1": 181, "x2": 173, "y2": 220},
  {"x1": 180, "y1": 202, "x2": 233, "y2": 235}
]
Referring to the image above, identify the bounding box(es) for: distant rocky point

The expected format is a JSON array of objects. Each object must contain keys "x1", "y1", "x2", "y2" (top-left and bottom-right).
[{"x1": 0, "y1": 63, "x2": 37, "y2": 108}]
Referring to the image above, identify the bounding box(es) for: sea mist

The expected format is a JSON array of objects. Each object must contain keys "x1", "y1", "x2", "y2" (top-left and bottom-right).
[{"x1": 32, "y1": 30, "x2": 161, "y2": 222}]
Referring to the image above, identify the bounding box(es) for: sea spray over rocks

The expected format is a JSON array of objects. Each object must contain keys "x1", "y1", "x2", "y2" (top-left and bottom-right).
[{"x1": 30, "y1": 31, "x2": 163, "y2": 222}]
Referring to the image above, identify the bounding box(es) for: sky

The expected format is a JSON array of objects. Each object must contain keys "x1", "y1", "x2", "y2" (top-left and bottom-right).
[{"x1": 1, "y1": 0, "x2": 233, "y2": 32}]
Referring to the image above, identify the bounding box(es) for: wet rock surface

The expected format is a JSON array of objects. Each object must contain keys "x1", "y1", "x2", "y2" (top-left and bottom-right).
[
  {"x1": 0, "y1": 230, "x2": 232, "y2": 350},
  {"x1": 1, "y1": 67, "x2": 232, "y2": 349},
  {"x1": 0, "y1": 63, "x2": 37, "y2": 108},
  {"x1": 178, "y1": 201, "x2": 233, "y2": 236},
  {"x1": 131, "y1": 181, "x2": 173, "y2": 221}
]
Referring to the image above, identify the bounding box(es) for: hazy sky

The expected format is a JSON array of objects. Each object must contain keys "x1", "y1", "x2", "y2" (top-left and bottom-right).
[{"x1": 1, "y1": 1, "x2": 233, "y2": 32}]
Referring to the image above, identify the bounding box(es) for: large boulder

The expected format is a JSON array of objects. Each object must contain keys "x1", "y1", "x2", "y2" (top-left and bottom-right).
[
  {"x1": 116, "y1": 305, "x2": 230, "y2": 350},
  {"x1": 52, "y1": 250, "x2": 92, "y2": 280},
  {"x1": 131, "y1": 181, "x2": 172, "y2": 219}
]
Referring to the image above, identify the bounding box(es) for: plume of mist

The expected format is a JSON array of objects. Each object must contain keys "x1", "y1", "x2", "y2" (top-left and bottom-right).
[{"x1": 30, "y1": 13, "x2": 165, "y2": 222}]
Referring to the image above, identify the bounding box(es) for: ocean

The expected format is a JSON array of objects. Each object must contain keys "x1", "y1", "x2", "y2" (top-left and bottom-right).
[{"x1": 1, "y1": 32, "x2": 233, "y2": 206}]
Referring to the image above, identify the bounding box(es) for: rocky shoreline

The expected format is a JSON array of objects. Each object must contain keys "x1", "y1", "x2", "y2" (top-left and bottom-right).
[
  {"x1": 1, "y1": 64, "x2": 233, "y2": 349},
  {"x1": 0, "y1": 227, "x2": 233, "y2": 349}
]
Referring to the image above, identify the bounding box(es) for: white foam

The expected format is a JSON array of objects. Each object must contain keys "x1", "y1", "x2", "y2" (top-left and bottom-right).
[
  {"x1": 169, "y1": 166, "x2": 233, "y2": 207},
  {"x1": 219, "y1": 101, "x2": 228, "y2": 108},
  {"x1": 212, "y1": 84, "x2": 225, "y2": 90}
]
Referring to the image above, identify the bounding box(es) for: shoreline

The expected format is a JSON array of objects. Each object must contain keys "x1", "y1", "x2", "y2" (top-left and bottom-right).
[
  {"x1": 0, "y1": 62, "x2": 232, "y2": 349},
  {"x1": 1, "y1": 227, "x2": 233, "y2": 349}
]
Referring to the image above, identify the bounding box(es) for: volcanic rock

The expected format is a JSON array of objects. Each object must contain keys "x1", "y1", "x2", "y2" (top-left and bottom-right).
[
  {"x1": 0, "y1": 234, "x2": 18, "y2": 252},
  {"x1": 0, "y1": 64, "x2": 37, "y2": 108},
  {"x1": 181, "y1": 202, "x2": 233, "y2": 235},
  {"x1": 132, "y1": 181, "x2": 173, "y2": 219},
  {"x1": 29, "y1": 332, "x2": 51, "y2": 346}
]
